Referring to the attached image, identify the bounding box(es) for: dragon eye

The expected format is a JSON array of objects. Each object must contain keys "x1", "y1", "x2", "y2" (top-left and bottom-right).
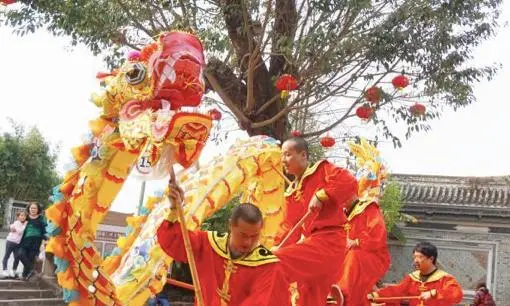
[{"x1": 125, "y1": 63, "x2": 147, "y2": 85}]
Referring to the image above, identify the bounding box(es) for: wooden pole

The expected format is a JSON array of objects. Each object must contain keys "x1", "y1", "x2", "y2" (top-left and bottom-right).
[
  {"x1": 168, "y1": 168, "x2": 205, "y2": 306},
  {"x1": 372, "y1": 295, "x2": 421, "y2": 301},
  {"x1": 271, "y1": 165, "x2": 292, "y2": 185},
  {"x1": 276, "y1": 210, "x2": 313, "y2": 249},
  {"x1": 167, "y1": 278, "x2": 195, "y2": 291}
]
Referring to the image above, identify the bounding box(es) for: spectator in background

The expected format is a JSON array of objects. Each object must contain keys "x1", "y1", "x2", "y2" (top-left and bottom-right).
[
  {"x1": 148, "y1": 284, "x2": 171, "y2": 306},
  {"x1": 2, "y1": 211, "x2": 27, "y2": 278},
  {"x1": 16, "y1": 202, "x2": 47, "y2": 281},
  {"x1": 471, "y1": 283, "x2": 496, "y2": 306}
]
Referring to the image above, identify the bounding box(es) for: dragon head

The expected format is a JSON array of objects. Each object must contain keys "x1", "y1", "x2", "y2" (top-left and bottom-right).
[
  {"x1": 91, "y1": 31, "x2": 205, "y2": 120},
  {"x1": 90, "y1": 31, "x2": 211, "y2": 169}
]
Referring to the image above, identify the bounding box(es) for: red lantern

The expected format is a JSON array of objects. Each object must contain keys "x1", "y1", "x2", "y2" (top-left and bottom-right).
[
  {"x1": 392, "y1": 75, "x2": 409, "y2": 89},
  {"x1": 364, "y1": 87, "x2": 382, "y2": 104},
  {"x1": 208, "y1": 109, "x2": 222, "y2": 120},
  {"x1": 409, "y1": 103, "x2": 426, "y2": 116},
  {"x1": 290, "y1": 130, "x2": 302, "y2": 137},
  {"x1": 1, "y1": 0, "x2": 16, "y2": 5},
  {"x1": 356, "y1": 105, "x2": 374, "y2": 120},
  {"x1": 320, "y1": 135, "x2": 336, "y2": 148},
  {"x1": 276, "y1": 74, "x2": 298, "y2": 99}
]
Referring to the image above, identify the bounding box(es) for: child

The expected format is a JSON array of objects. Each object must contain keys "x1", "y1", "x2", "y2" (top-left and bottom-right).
[{"x1": 2, "y1": 211, "x2": 27, "y2": 278}]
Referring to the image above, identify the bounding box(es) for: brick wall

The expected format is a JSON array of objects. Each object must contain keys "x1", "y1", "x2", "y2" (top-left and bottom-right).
[{"x1": 384, "y1": 226, "x2": 510, "y2": 305}]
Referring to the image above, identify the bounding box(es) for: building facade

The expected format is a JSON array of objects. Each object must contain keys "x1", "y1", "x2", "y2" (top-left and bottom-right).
[{"x1": 385, "y1": 174, "x2": 510, "y2": 304}]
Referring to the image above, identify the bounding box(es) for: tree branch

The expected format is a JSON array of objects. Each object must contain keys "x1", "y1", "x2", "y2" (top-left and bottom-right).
[
  {"x1": 114, "y1": 0, "x2": 154, "y2": 37},
  {"x1": 205, "y1": 58, "x2": 251, "y2": 128},
  {"x1": 221, "y1": 0, "x2": 274, "y2": 107},
  {"x1": 269, "y1": 0, "x2": 298, "y2": 77}
]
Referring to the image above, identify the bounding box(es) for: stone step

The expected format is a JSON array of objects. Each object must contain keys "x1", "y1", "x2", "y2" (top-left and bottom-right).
[
  {"x1": 0, "y1": 298, "x2": 66, "y2": 306},
  {"x1": 0, "y1": 289, "x2": 55, "y2": 299},
  {"x1": 0, "y1": 280, "x2": 39, "y2": 290}
]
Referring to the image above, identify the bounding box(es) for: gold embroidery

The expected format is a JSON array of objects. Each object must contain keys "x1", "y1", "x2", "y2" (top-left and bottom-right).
[
  {"x1": 294, "y1": 189, "x2": 303, "y2": 201},
  {"x1": 344, "y1": 223, "x2": 351, "y2": 236},
  {"x1": 418, "y1": 283, "x2": 427, "y2": 292},
  {"x1": 217, "y1": 259, "x2": 238, "y2": 306},
  {"x1": 284, "y1": 160, "x2": 326, "y2": 198}
]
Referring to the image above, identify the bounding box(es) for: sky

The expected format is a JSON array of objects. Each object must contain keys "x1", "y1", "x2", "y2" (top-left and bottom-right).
[{"x1": 1, "y1": 3, "x2": 509, "y2": 213}]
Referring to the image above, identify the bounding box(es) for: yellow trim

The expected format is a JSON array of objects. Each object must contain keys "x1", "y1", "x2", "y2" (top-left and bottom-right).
[
  {"x1": 207, "y1": 232, "x2": 279, "y2": 267},
  {"x1": 409, "y1": 269, "x2": 450, "y2": 283},
  {"x1": 284, "y1": 160, "x2": 327, "y2": 198},
  {"x1": 315, "y1": 189, "x2": 329, "y2": 203},
  {"x1": 347, "y1": 200, "x2": 377, "y2": 221},
  {"x1": 165, "y1": 209, "x2": 178, "y2": 222}
]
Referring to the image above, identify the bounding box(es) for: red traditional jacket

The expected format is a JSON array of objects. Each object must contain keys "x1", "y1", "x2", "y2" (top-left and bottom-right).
[
  {"x1": 371, "y1": 269, "x2": 464, "y2": 306},
  {"x1": 157, "y1": 217, "x2": 289, "y2": 306},
  {"x1": 274, "y1": 160, "x2": 358, "y2": 245},
  {"x1": 338, "y1": 201, "x2": 391, "y2": 305}
]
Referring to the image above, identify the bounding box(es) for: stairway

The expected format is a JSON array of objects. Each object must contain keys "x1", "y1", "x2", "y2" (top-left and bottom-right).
[{"x1": 0, "y1": 276, "x2": 66, "y2": 306}]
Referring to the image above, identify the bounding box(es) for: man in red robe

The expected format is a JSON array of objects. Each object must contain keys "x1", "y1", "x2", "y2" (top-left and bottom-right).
[
  {"x1": 367, "y1": 242, "x2": 463, "y2": 306},
  {"x1": 157, "y1": 185, "x2": 290, "y2": 306},
  {"x1": 329, "y1": 200, "x2": 391, "y2": 305},
  {"x1": 272, "y1": 137, "x2": 358, "y2": 306}
]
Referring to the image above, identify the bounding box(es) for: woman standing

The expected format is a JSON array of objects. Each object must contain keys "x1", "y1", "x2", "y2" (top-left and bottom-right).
[{"x1": 16, "y1": 202, "x2": 46, "y2": 280}]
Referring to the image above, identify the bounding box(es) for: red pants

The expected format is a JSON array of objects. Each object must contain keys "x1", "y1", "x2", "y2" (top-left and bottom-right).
[
  {"x1": 275, "y1": 229, "x2": 346, "y2": 306},
  {"x1": 339, "y1": 250, "x2": 390, "y2": 305}
]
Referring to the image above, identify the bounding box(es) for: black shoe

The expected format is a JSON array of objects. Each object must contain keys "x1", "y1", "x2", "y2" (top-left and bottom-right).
[{"x1": 23, "y1": 271, "x2": 35, "y2": 281}]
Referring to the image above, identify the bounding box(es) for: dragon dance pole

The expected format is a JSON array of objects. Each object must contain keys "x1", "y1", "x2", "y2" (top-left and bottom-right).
[
  {"x1": 372, "y1": 295, "x2": 422, "y2": 304},
  {"x1": 168, "y1": 167, "x2": 205, "y2": 306},
  {"x1": 271, "y1": 165, "x2": 292, "y2": 185},
  {"x1": 276, "y1": 210, "x2": 313, "y2": 249},
  {"x1": 167, "y1": 278, "x2": 195, "y2": 291}
]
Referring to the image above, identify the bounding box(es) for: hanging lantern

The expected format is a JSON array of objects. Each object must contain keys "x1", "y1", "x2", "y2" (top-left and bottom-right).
[
  {"x1": 320, "y1": 135, "x2": 336, "y2": 148},
  {"x1": 409, "y1": 103, "x2": 426, "y2": 116},
  {"x1": 208, "y1": 109, "x2": 222, "y2": 120},
  {"x1": 364, "y1": 86, "x2": 382, "y2": 104},
  {"x1": 290, "y1": 130, "x2": 303, "y2": 137},
  {"x1": 392, "y1": 75, "x2": 409, "y2": 89},
  {"x1": 276, "y1": 74, "x2": 298, "y2": 99},
  {"x1": 356, "y1": 105, "x2": 374, "y2": 120}
]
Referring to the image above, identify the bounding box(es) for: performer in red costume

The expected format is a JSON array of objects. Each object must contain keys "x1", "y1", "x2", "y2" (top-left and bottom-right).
[
  {"x1": 329, "y1": 200, "x2": 391, "y2": 305},
  {"x1": 367, "y1": 242, "x2": 463, "y2": 306},
  {"x1": 273, "y1": 137, "x2": 358, "y2": 306},
  {"x1": 157, "y1": 184, "x2": 290, "y2": 306}
]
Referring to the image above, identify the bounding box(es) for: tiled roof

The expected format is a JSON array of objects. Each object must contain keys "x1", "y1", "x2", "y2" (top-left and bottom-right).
[{"x1": 393, "y1": 174, "x2": 510, "y2": 209}]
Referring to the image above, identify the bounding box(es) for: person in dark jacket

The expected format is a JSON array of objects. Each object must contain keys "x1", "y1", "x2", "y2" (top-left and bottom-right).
[
  {"x1": 471, "y1": 283, "x2": 496, "y2": 306},
  {"x1": 16, "y1": 202, "x2": 47, "y2": 280}
]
